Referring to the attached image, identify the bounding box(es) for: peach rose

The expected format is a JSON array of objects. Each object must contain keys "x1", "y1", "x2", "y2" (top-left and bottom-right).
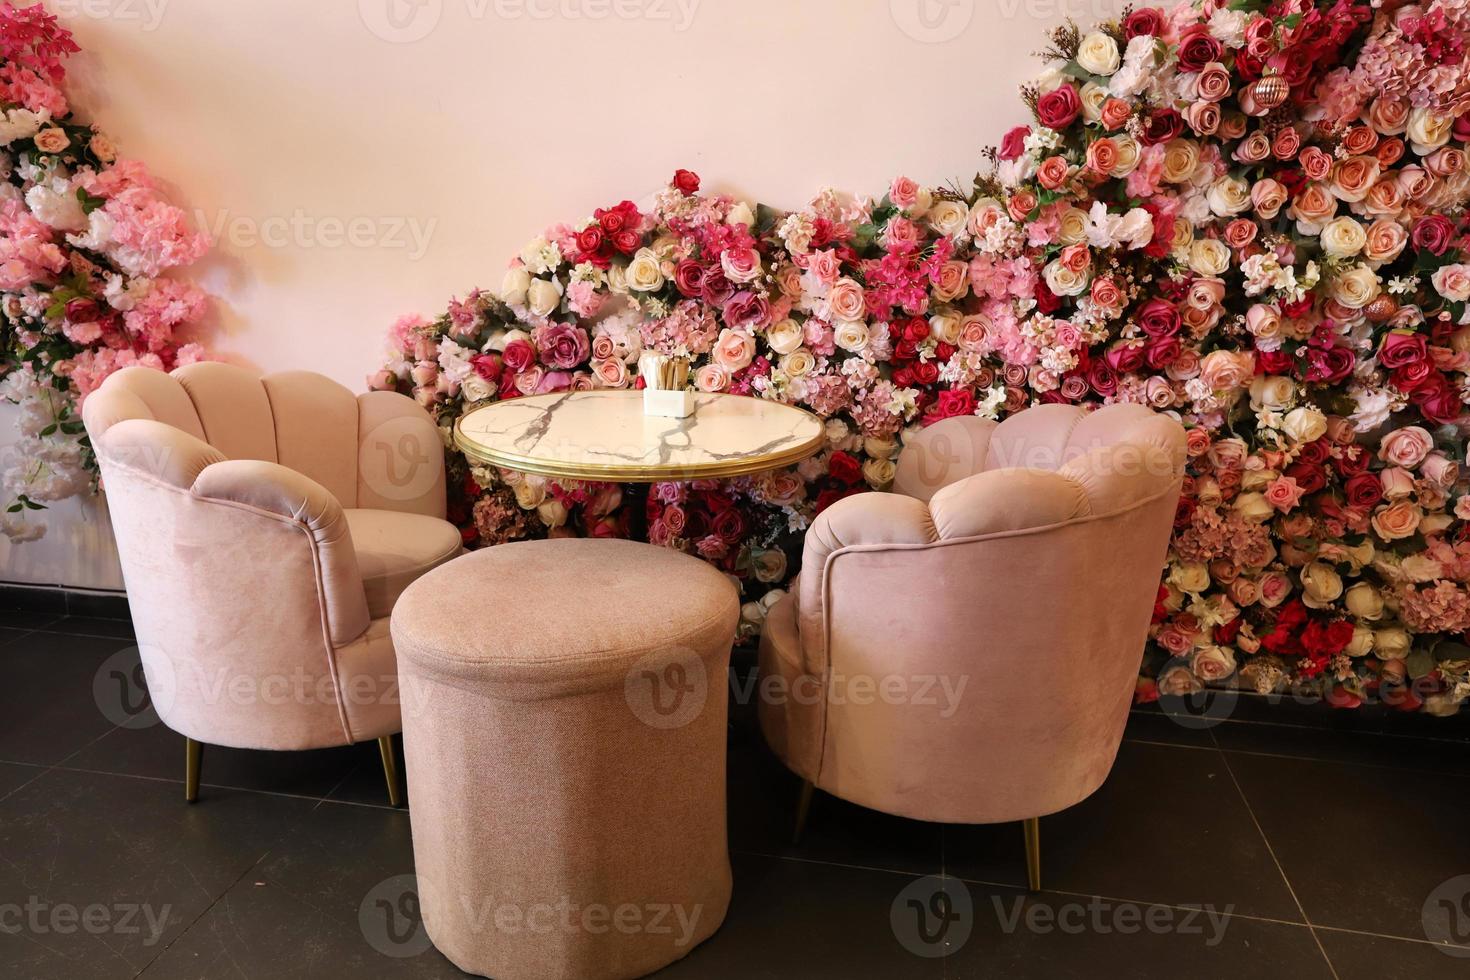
[
  {"x1": 1185, "y1": 101, "x2": 1220, "y2": 136},
  {"x1": 1224, "y1": 218, "x2": 1259, "y2": 249},
  {"x1": 33, "y1": 128, "x2": 68, "y2": 154},
  {"x1": 1271, "y1": 126, "x2": 1302, "y2": 161},
  {"x1": 1427, "y1": 147, "x2": 1466, "y2": 178},
  {"x1": 1198, "y1": 349, "x2": 1255, "y2": 393},
  {"x1": 1233, "y1": 131, "x2": 1271, "y2": 164},
  {"x1": 1288, "y1": 183, "x2": 1339, "y2": 234},
  {"x1": 1367, "y1": 97, "x2": 1410, "y2": 135},
  {"x1": 1196, "y1": 62, "x2": 1232, "y2": 101},
  {"x1": 694, "y1": 363, "x2": 730, "y2": 393},
  {"x1": 1363, "y1": 219, "x2": 1408, "y2": 264},
  {"x1": 1100, "y1": 97, "x2": 1133, "y2": 131},
  {"x1": 1008, "y1": 189, "x2": 1039, "y2": 222},
  {"x1": 1371, "y1": 501, "x2": 1422, "y2": 541},
  {"x1": 1432, "y1": 264, "x2": 1470, "y2": 303},
  {"x1": 1251, "y1": 179, "x2": 1289, "y2": 220},
  {"x1": 828, "y1": 278, "x2": 868, "y2": 321},
  {"x1": 1299, "y1": 146, "x2": 1333, "y2": 181},
  {"x1": 1086, "y1": 137, "x2": 1120, "y2": 174},
  {"x1": 1329, "y1": 155, "x2": 1381, "y2": 203},
  {"x1": 1037, "y1": 155, "x2": 1071, "y2": 190},
  {"x1": 1362, "y1": 178, "x2": 1406, "y2": 217},
  {"x1": 1341, "y1": 126, "x2": 1379, "y2": 156}
]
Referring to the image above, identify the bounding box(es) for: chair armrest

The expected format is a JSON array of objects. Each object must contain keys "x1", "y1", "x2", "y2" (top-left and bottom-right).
[
  {"x1": 92, "y1": 419, "x2": 226, "y2": 489},
  {"x1": 893, "y1": 415, "x2": 997, "y2": 502},
  {"x1": 798, "y1": 492, "x2": 936, "y2": 675},
  {"x1": 356, "y1": 390, "x2": 447, "y2": 518},
  {"x1": 192, "y1": 460, "x2": 370, "y2": 646}
]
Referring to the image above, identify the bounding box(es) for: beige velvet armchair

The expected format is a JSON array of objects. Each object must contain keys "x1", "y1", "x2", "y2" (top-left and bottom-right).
[
  {"x1": 758, "y1": 403, "x2": 1186, "y2": 888},
  {"x1": 82, "y1": 363, "x2": 462, "y2": 804}
]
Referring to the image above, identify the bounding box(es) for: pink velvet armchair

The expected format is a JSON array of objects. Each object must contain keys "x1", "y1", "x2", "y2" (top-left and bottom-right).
[
  {"x1": 758, "y1": 403, "x2": 1186, "y2": 888},
  {"x1": 82, "y1": 363, "x2": 462, "y2": 804}
]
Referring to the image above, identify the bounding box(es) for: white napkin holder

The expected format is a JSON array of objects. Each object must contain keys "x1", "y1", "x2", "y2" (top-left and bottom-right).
[{"x1": 644, "y1": 388, "x2": 696, "y2": 419}]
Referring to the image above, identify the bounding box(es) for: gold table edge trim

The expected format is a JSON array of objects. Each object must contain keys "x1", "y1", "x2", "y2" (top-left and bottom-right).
[{"x1": 452, "y1": 397, "x2": 828, "y2": 483}]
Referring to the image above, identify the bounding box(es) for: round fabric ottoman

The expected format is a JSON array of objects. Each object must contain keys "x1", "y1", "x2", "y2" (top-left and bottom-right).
[{"x1": 391, "y1": 538, "x2": 740, "y2": 980}]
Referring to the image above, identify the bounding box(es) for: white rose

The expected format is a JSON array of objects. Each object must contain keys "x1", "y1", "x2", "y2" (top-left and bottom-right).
[
  {"x1": 500, "y1": 266, "x2": 531, "y2": 306},
  {"x1": 625, "y1": 248, "x2": 666, "y2": 292},
  {"x1": 537, "y1": 498, "x2": 568, "y2": 529},
  {"x1": 461, "y1": 374, "x2": 496, "y2": 403},
  {"x1": 1057, "y1": 207, "x2": 1090, "y2": 246},
  {"x1": 1282, "y1": 406, "x2": 1327, "y2": 444},
  {"x1": 1110, "y1": 135, "x2": 1141, "y2": 177},
  {"x1": 727, "y1": 202, "x2": 755, "y2": 227},
  {"x1": 929, "y1": 313, "x2": 960, "y2": 345},
  {"x1": 1320, "y1": 217, "x2": 1367, "y2": 259},
  {"x1": 864, "y1": 436, "x2": 899, "y2": 459},
  {"x1": 1080, "y1": 81, "x2": 1109, "y2": 123},
  {"x1": 1346, "y1": 624, "x2": 1375, "y2": 658},
  {"x1": 527, "y1": 278, "x2": 561, "y2": 317},
  {"x1": 1077, "y1": 32, "x2": 1121, "y2": 76},
  {"x1": 766, "y1": 318, "x2": 804, "y2": 355},
  {"x1": 834, "y1": 320, "x2": 870, "y2": 353},
  {"x1": 1189, "y1": 239, "x2": 1232, "y2": 276},
  {"x1": 1250, "y1": 375, "x2": 1295, "y2": 412}
]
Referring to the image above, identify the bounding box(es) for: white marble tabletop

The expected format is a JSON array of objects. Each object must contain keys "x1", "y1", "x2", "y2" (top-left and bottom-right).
[{"x1": 454, "y1": 390, "x2": 827, "y2": 483}]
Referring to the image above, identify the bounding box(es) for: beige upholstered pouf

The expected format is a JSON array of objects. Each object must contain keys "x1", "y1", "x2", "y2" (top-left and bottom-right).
[{"x1": 391, "y1": 538, "x2": 740, "y2": 980}]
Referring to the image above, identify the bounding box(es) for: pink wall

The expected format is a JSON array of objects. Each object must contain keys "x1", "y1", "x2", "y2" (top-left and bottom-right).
[{"x1": 4, "y1": 0, "x2": 1125, "y2": 589}]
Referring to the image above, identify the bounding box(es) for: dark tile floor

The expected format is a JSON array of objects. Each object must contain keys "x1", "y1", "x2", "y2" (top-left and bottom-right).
[{"x1": 2, "y1": 615, "x2": 1470, "y2": 978}]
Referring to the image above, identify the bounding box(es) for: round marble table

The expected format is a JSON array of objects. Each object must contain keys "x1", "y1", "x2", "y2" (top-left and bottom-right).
[{"x1": 454, "y1": 390, "x2": 827, "y2": 483}]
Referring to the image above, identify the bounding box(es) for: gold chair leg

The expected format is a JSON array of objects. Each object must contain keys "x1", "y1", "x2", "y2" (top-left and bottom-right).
[
  {"x1": 1023, "y1": 817, "x2": 1041, "y2": 892},
  {"x1": 379, "y1": 735, "x2": 403, "y2": 808},
  {"x1": 185, "y1": 738, "x2": 202, "y2": 804},
  {"x1": 792, "y1": 779, "x2": 815, "y2": 845}
]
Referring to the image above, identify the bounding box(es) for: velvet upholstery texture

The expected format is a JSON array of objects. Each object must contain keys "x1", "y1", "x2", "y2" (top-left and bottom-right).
[
  {"x1": 762, "y1": 404, "x2": 1186, "y2": 825},
  {"x1": 391, "y1": 539, "x2": 740, "y2": 980},
  {"x1": 81, "y1": 363, "x2": 457, "y2": 752}
]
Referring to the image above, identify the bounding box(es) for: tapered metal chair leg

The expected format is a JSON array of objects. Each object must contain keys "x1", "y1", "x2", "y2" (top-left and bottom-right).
[
  {"x1": 1023, "y1": 817, "x2": 1041, "y2": 892},
  {"x1": 379, "y1": 735, "x2": 403, "y2": 808},
  {"x1": 185, "y1": 738, "x2": 202, "y2": 804},
  {"x1": 792, "y1": 780, "x2": 815, "y2": 845}
]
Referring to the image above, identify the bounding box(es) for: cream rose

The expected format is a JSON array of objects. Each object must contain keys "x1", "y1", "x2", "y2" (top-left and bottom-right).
[
  {"x1": 1043, "y1": 258, "x2": 1089, "y2": 297},
  {"x1": 1320, "y1": 216, "x2": 1367, "y2": 259},
  {"x1": 1191, "y1": 646, "x2": 1237, "y2": 683},
  {"x1": 1329, "y1": 265, "x2": 1380, "y2": 309},
  {"x1": 527, "y1": 278, "x2": 561, "y2": 317},
  {"x1": 1250, "y1": 374, "x2": 1294, "y2": 412},
  {"x1": 928, "y1": 199, "x2": 969, "y2": 237},
  {"x1": 1408, "y1": 108, "x2": 1454, "y2": 154},
  {"x1": 1233, "y1": 491, "x2": 1275, "y2": 523},
  {"x1": 1189, "y1": 239, "x2": 1232, "y2": 276},
  {"x1": 780, "y1": 349, "x2": 815, "y2": 378},
  {"x1": 1374, "y1": 625, "x2": 1411, "y2": 660},
  {"x1": 1057, "y1": 207, "x2": 1090, "y2": 246},
  {"x1": 1300, "y1": 561, "x2": 1344, "y2": 609},
  {"x1": 1344, "y1": 583, "x2": 1385, "y2": 621},
  {"x1": 765, "y1": 318, "x2": 804, "y2": 355},
  {"x1": 1161, "y1": 139, "x2": 1201, "y2": 184},
  {"x1": 1077, "y1": 32, "x2": 1121, "y2": 75},
  {"x1": 1110, "y1": 134, "x2": 1141, "y2": 177},
  {"x1": 1282, "y1": 407, "x2": 1327, "y2": 444},
  {"x1": 1170, "y1": 562, "x2": 1212, "y2": 594},
  {"x1": 1207, "y1": 176, "x2": 1252, "y2": 217},
  {"x1": 625, "y1": 248, "x2": 666, "y2": 292},
  {"x1": 863, "y1": 457, "x2": 897, "y2": 489},
  {"x1": 834, "y1": 320, "x2": 870, "y2": 353},
  {"x1": 500, "y1": 267, "x2": 531, "y2": 305}
]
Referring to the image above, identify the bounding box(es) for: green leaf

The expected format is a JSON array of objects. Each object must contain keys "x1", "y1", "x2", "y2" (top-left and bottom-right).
[
  {"x1": 75, "y1": 187, "x2": 106, "y2": 214},
  {"x1": 1406, "y1": 648, "x2": 1436, "y2": 681}
]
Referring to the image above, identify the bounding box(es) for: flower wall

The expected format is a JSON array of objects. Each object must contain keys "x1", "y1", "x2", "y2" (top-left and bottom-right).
[
  {"x1": 0, "y1": 2, "x2": 212, "y2": 542},
  {"x1": 379, "y1": 0, "x2": 1470, "y2": 715}
]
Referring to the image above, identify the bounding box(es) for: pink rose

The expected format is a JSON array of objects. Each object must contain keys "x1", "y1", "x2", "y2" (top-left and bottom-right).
[
  {"x1": 1198, "y1": 350, "x2": 1256, "y2": 393},
  {"x1": 1265, "y1": 476, "x2": 1307, "y2": 513},
  {"x1": 827, "y1": 278, "x2": 867, "y2": 322},
  {"x1": 889, "y1": 176, "x2": 921, "y2": 211},
  {"x1": 720, "y1": 246, "x2": 762, "y2": 284},
  {"x1": 532, "y1": 322, "x2": 591, "y2": 370},
  {"x1": 713, "y1": 328, "x2": 756, "y2": 372},
  {"x1": 1378, "y1": 426, "x2": 1434, "y2": 469},
  {"x1": 694, "y1": 364, "x2": 730, "y2": 392}
]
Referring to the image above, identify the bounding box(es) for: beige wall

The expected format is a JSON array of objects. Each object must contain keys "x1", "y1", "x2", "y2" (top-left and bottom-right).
[{"x1": 5, "y1": 0, "x2": 1126, "y2": 588}]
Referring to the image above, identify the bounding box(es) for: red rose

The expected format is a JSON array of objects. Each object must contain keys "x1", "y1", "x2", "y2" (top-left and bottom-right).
[
  {"x1": 1284, "y1": 461, "x2": 1326, "y2": 494},
  {"x1": 470, "y1": 353, "x2": 502, "y2": 381},
  {"x1": 1177, "y1": 25, "x2": 1223, "y2": 72},
  {"x1": 1411, "y1": 214, "x2": 1456, "y2": 256},
  {"x1": 597, "y1": 209, "x2": 627, "y2": 235},
  {"x1": 1145, "y1": 336, "x2": 1181, "y2": 370},
  {"x1": 502, "y1": 338, "x2": 535, "y2": 373},
  {"x1": 1088, "y1": 360, "x2": 1119, "y2": 396},
  {"x1": 1137, "y1": 298, "x2": 1182, "y2": 338},
  {"x1": 1256, "y1": 349, "x2": 1293, "y2": 375},
  {"x1": 712, "y1": 507, "x2": 746, "y2": 545},
  {"x1": 575, "y1": 225, "x2": 605, "y2": 257},
  {"x1": 1391, "y1": 361, "x2": 1433, "y2": 392},
  {"x1": 672, "y1": 169, "x2": 700, "y2": 194},
  {"x1": 702, "y1": 269, "x2": 734, "y2": 307},
  {"x1": 1141, "y1": 108, "x2": 1184, "y2": 146},
  {"x1": 999, "y1": 125, "x2": 1031, "y2": 162},
  {"x1": 902, "y1": 317, "x2": 930, "y2": 343},
  {"x1": 1415, "y1": 382, "x2": 1465, "y2": 425},
  {"x1": 1036, "y1": 84, "x2": 1082, "y2": 130},
  {"x1": 612, "y1": 229, "x2": 642, "y2": 255},
  {"x1": 1034, "y1": 281, "x2": 1061, "y2": 314},
  {"x1": 923, "y1": 388, "x2": 976, "y2": 426},
  {"x1": 674, "y1": 259, "x2": 705, "y2": 297},
  {"x1": 912, "y1": 360, "x2": 941, "y2": 386},
  {"x1": 1344, "y1": 473, "x2": 1383, "y2": 508},
  {"x1": 1124, "y1": 6, "x2": 1166, "y2": 38},
  {"x1": 1105, "y1": 340, "x2": 1146, "y2": 374},
  {"x1": 827, "y1": 451, "x2": 863, "y2": 485},
  {"x1": 1379, "y1": 332, "x2": 1428, "y2": 369},
  {"x1": 1305, "y1": 346, "x2": 1354, "y2": 384},
  {"x1": 65, "y1": 298, "x2": 100, "y2": 322}
]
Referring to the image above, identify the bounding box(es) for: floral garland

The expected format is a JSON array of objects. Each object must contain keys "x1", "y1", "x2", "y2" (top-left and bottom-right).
[
  {"x1": 0, "y1": 2, "x2": 212, "y2": 541},
  {"x1": 379, "y1": 0, "x2": 1462, "y2": 716}
]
